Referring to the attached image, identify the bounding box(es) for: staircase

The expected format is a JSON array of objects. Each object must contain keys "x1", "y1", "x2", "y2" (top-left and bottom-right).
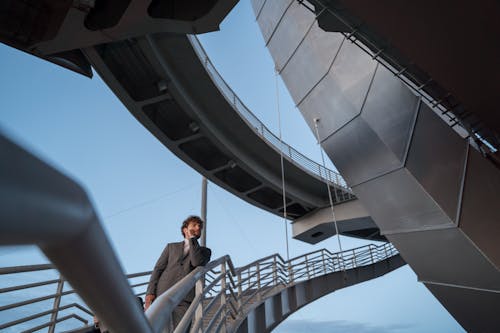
[
  {"x1": 184, "y1": 243, "x2": 404, "y2": 333},
  {"x1": 0, "y1": 243, "x2": 403, "y2": 333}
]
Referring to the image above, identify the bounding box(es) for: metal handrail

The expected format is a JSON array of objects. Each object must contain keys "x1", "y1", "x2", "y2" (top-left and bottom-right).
[
  {"x1": 187, "y1": 35, "x2": 354, "y2": 193},
  {"x1": 0, "y1": 243, "x2": 398, "y2": 333},
  {"x1": 0, "y1": 265, "x2": 154, "y2": 332},
  {"x1": 170, "y1": 242, "x2": 398, "y2": 332},
  {"x1": 0, "y1": 303, "x2": 91, "y2": 330},
  {"x1": 0, "y1": 263, "x2": 55, "y2": 275},
  {"x1": 0, "y1": 132, "x2": 152, "y2": 333},
  {"x1": 25, "y1": 314, "x2": 88, "y2": 333},
  {"x1": 0, "y1": 133, "x2": 393, "y2": 332}
]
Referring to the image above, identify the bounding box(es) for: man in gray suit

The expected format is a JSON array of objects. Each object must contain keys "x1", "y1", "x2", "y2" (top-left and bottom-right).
[{"x1": 144, "y1": 215, "x2": 211, "y2": 328}]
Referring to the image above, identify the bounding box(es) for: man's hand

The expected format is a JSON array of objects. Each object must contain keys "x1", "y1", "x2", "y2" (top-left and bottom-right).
[{"x1": 145, "y1": 294, "x2": 155, "y2": 311}]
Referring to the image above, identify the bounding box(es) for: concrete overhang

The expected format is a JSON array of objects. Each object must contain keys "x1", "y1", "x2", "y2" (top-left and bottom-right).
[
  {"x1": 0, "y1": 0, "x2": 238, "y2": 76},
  {"x1": 292, "y1": 199, "x2": 384, "y2": 244}
]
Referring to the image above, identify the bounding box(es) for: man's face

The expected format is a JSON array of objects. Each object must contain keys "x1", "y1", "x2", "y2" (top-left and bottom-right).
[{"x1": 183, "y1": 221, "x2": 201, "y2": 239}]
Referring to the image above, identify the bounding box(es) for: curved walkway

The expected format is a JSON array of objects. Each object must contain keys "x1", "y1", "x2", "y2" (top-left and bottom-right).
[
  {"x1": 148, "y1": 242, "x2": 404, "y2": 333},
  {"x1": 85, "y1": 33, "x2": 357, "y2": 222}
]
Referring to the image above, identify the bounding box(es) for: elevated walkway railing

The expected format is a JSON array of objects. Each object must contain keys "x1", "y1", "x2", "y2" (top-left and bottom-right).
[
  {"x1": 0, "y1": 242, "x2": 398, "y2": 332},
  {"x1": 0, "y1": 132, "x2": 152, "y2": 333},
  {"x1": 0, "y1": 265, "x2": 152, "y2": 332},
  {"x1": 183, "y1": 242, "x2": 399, "y2": 333},
  {"x1": 188, "y1": 35, "x2": 351, "y2": 191}
]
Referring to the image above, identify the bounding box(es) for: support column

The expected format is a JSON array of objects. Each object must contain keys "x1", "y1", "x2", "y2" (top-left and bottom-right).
[{"x1": 201, "y1": 177, "x2": 207, "y2": 247}]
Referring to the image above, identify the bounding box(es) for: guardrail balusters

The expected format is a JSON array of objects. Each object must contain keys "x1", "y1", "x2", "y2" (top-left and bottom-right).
[
  {"x1": 305, "y1": 254, "x2": 311, "y2": 280},
  {"x1": 0, "y1": 244, "x2": 399, "y2": 332},
  {"x1": 237, "y1": 272, "x2": 242, "y2": 310},
  {"x1": 187, "y1": 35, "x2": 354, "y2": 197},
  {"x1": 272, "y1": 256, "x2": 278, "y2": 287},
  {"x1": 321, "y1": 251, "x2": 327, "y2": 275},
  {"x1": 220, "y1": 263, "x2": 227, "y2": 332},
  {"x1": 196, "y1": 278, "x2": 204, "y2": 332},
  {"x1": 48, "y1": 275, "x2": 65, "y2": 333},
  {"x1": 369, "y1": 246, "x2": 375, "y2": 264}
]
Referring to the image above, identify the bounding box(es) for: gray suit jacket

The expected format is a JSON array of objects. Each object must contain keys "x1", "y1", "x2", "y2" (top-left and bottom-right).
[{"x1": 146, "y1": 238, "x2": 211, "y2": 302}]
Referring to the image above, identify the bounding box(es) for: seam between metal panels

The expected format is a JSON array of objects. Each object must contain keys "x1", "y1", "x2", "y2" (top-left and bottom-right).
[
  {"x1": 420, "y1": 280, "x2": 500, "y2": 294},
  {"x1": 318, "y1": 61, "x2": 379, "y2": 144},
  {"x1": 455, "y1": 141, "x2": 469, "y2": 227},
  {"x1": 401, "y1": 97, "x2": 422, "y2": 168},
  {"x1": 296, "y1": 35, "x2": 346, "y2": 108},
  {"x1": 265, "y1": 0, "x2": 295, "y2": 47},
  {"x1": 277, "y1": 8, "x2": 320, "y2": 73},
  {"x1": 255, "y1": 0, "x2": 268, "y2": 21}
]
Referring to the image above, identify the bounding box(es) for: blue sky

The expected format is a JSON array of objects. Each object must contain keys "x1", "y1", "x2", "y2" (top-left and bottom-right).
[{"x1": 0, "y1": 0, "x2": 464, "y2": 332}]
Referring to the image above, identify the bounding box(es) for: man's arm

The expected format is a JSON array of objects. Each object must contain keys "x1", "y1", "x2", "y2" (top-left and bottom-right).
[
  {"x1": 188, "y1": 238, "x2": 211, "y2": 267},
  {"x1": 145, "y1": 244, "x2": 169, "y2": 309}
]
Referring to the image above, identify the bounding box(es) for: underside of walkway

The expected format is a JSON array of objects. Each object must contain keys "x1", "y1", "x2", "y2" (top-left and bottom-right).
[
  {"x1": 85, "y1": 33, "x2": 352, "y2": 219},
  {"x1": 0, "y1": 0, "x2": 386, "y2": 241},
  {"x1": 233, "y1": 250, "x2": 404, "y2": 333}
]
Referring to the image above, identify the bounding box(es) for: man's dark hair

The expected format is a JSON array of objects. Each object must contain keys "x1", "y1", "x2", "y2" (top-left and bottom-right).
[{"x1": 181, "y1": 215, "x2": 204, "y2": 236}]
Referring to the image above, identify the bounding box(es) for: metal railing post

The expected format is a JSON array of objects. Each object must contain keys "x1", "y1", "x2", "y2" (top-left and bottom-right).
[
  {"x1": 237, "y1": 272, "x2": 242, "y2": 309},
  {"x1": 272, "y1": 257, "x2": 278, "y2": 286},
  {"x1": 256, "y1": 263, "x2": 261, "y2": 301},
  {"x1": 369, "y1": 246, "x2": 374, "y2": 264},
  {"x1": 305, "y1": 255, "x2": 310, "y2": 279},
  {"x1": 256, "y1": 263, "x2": 261, "y2": 290},
  {"x1": 194, "y1": 276, "x2": 204, "y2": 332},
  {"x1": 288, "y1": 262, "x2": 294, "y2": 285},
  {"x1": 48, "y1": 275, "x2": 65, "y2": 333},
  {"x1": 220, "y1": 263, "x2": 227, "y2": 333},
  {"x1": 352, "y1": 249, "x2": 357, "y2": 268},
  {"x1": 321, "y1": 251, "x2": 327, "y2": 275}
]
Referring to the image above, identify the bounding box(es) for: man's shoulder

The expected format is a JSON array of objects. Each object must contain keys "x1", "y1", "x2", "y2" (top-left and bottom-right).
[{"x1": 166, "y1": 241, "x2": 184, "y2": 248}]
